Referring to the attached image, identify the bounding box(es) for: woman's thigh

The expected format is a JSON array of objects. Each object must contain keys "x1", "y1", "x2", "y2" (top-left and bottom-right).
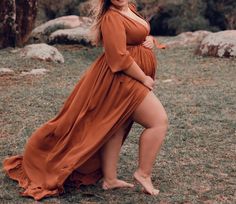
[{"x1": 131, "y1": 91, "x2": 168, "y2": 128}]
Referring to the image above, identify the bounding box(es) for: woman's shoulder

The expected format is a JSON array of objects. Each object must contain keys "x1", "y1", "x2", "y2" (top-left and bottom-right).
[
  {"x1": 101, "y1": 8, "x2": 123, "y2": 25},
  {"x1": 102, "y1": 9, "x2": 118, "y2": 19}
]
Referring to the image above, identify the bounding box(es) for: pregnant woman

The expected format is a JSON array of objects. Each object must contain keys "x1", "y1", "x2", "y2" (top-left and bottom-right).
[{"x1": 3, "y1": 0, "x2": 168, "y2": 200}]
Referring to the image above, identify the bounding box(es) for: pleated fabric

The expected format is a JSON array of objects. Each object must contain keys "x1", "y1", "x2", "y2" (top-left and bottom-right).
[{"x1": 2, "y1": 3, "x2": 158, "y2": 200}]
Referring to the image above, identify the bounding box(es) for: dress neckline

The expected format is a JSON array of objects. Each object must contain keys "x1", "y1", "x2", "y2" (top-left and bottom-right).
[{"x1": 109, "y1": 4, "x2": 150, "y2": 34}]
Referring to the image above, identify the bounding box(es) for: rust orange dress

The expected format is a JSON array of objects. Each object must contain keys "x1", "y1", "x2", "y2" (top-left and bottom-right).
[{"x1": 3, "y1": 4, "x2": 159, "y2": 200}]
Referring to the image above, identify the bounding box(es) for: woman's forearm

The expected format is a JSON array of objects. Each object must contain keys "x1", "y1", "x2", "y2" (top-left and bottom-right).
[{"x1": 123, "y1": 61, "x2": 146, "y2": 83}]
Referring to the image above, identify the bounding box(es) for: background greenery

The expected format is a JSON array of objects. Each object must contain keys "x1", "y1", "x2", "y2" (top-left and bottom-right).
[{"x1": 37, "y1": 0, "x2": 236, "y2": 35}]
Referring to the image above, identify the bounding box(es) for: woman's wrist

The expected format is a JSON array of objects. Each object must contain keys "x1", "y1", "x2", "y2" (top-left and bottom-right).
[
  {"x1": 123, "y1": 61, "x2": 147, "y2": 83},
  {"x1": 140, "y1": 74, "x2": 148, "y2": 83}
]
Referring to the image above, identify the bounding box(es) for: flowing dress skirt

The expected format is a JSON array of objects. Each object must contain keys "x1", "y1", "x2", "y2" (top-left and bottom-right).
[{"x1": 3, "y1": 45, "x2": 157, "y2": 200}]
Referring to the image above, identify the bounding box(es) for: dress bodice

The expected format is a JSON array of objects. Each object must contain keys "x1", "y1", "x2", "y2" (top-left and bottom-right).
[
  {"x1": 108, "y1": 4, "x2": 150, "y2": 46},
  {"x1": 101, "y1": 3, "x2": 153, "y2": 73}
]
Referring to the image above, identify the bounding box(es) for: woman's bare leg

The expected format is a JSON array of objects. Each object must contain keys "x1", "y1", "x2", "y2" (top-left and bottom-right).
[
  {"x1": 132, "y1": 91, "x2": 168, "y2": 195},
  {"x1": 101, "y1": 121, "x2": 134, "y2": 190}
]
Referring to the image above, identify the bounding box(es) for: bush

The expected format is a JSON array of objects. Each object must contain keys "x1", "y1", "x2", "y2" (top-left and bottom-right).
[
  {"x1": 36, "y1": 0, "x2": 236, "y2": 35},
  {"x1": 148, "y1": 0, "x2": 236, "y2": 35},
  {"x1": 38, "y1": 0, "x2": 85, "y2": 21},
  {"x1": 205, "y1": 0, "x2": 236, "y2": 30},
  {"x1": 149, "y1": 1, "x2": 211, "y2": 36}
]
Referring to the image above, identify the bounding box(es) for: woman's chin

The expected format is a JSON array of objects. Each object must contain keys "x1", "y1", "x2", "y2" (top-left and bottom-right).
[{"x1": 111, "y1": 0, "x2": 128, "y2": 8}]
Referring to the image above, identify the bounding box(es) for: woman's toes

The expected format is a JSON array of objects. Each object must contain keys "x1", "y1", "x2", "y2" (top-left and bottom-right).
[
  {"x1": 133, "y1": 171, "x2": 159, "y2": 196},
  {"x1": 125, "y1": 182, "x2": 134, "y2": 188},
  {"x1": 115, "y1": 180, "x2": 134, "y2": 188},
  {"x1": 142, "y1": 188, "x2": 160, "y2": 195},
  {"x1": 102, "y1": 182, "x2": 109, "y2": 190},
  {"x1": 102, "y1": 179, "x2": 134, "y2": 190},
  {"x1": 153, "y1": 189, "x2": 160, "y2": 196}
]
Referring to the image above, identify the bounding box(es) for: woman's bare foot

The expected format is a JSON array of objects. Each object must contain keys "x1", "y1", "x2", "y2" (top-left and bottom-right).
[
  {"x1": 133, "y1": 170, "x2": 160, "y2": 196},
  {"x1": 102, "y1": 179, "x2": 134, "y2": 190}
]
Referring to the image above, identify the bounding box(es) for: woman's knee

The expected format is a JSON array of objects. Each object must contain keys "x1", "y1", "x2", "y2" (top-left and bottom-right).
[
  {"x1": 160, "y1": 111, "x2": 168, "y2": 129},
  {"x1": 132, "y1": 91, "x2": 168, "y2": 130},
  {"x1": 152, "y1": 113, "x2": 168, "y2": 130},
  {"x1": 151, "y1": 116, "x2": 168, "y2": 142}
]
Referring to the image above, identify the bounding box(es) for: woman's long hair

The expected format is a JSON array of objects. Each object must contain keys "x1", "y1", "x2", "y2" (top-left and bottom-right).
[{"x1": 90, "y1": 0, "x2": 112, "y2": 46}]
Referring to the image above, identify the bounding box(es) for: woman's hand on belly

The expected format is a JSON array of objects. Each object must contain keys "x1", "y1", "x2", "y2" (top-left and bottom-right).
[{"x1": 142, "y1": 36, "x2": 155, "y2": 50}]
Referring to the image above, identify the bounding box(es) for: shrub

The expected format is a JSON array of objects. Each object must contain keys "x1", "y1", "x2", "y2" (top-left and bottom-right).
[{"x1": 38, "y1": 0, "x2": 85, "y2": 21}]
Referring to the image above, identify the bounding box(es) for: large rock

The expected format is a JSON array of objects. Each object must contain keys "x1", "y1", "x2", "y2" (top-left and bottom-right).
[
  {"x1": 0, "y1": 0, "x2": 37, "y2": 48},
  {"x1": 29, "y1": 15, "x2": 93, "y2": 44},
  {"x1": 197, "y1": 30, "x2": 236, "y2": 57},
  {"x1": 20, "y1": 43, "x2": 64, "y2": 63},
  {"x1": 49, "y1": 27, "x2": 92, "y2": 46},
  {"x1": 165, "y1": 31, "x2": 212, "y2": 48}
]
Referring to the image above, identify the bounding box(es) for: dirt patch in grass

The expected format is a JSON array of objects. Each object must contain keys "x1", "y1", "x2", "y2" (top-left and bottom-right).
[{"x1": 0, "y1": 38, "x2": 235, "y2": 203}]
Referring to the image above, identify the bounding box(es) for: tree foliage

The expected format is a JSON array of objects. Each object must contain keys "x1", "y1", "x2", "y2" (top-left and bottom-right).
[
  {"x1": 38, "y1": 0, "x2": 86, "y2": 20},
  {"x1": 146, "y1": 0, "x2": 236, "y2": 35},
  {"x1": 36, "y1": 0, "x2": 236, "y2": 35}
]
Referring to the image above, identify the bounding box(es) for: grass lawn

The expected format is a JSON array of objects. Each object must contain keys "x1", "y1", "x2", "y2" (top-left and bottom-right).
[{"x1": 0, "y1": 38, "x2": 235, "y2": 203}]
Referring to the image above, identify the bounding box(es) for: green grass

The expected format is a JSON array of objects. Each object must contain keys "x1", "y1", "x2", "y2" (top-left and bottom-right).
[{"x1": 0, "y1": 39, "x2": 235, "y2": 204}]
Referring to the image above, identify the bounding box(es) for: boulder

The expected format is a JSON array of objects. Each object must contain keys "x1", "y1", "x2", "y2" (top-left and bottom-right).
[
  {"x1": 49, "y1": 27, "x2": 92, "y2": 46},
  {"x1": 0, "y1": 0, "x2": 37, "y2": 48},
  {"x1": 165, "y1": 30, "x2": 212, "y2": 48},
  {"x1": 29, "y1": 15, "x2": 93, "y2": 44},
  {"x1": 20, "y1": 43, "x2": 64, "y2": 63},
  {"x1": 197, "y1": 30, "x2": 236, "y2": 57}
]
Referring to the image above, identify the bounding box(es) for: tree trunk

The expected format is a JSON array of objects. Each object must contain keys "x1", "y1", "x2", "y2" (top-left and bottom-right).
[
  {"x1": 0, "y1": 0, "x2": 16, "y2": 48},
  {"x1": 0, "y1": 0, "x2": 37, "y2": 49}
]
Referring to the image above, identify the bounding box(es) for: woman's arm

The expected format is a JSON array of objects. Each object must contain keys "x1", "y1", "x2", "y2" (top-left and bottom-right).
[
  {"x1": 101, "y1": 12, "x2": 155, "y2": 90},
  {"x1": 123, "y1": 61, "x2": 155, "y2": 90}
]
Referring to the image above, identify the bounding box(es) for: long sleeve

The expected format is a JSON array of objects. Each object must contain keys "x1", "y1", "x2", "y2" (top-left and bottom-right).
[{"x1": 101, "y1": 12, "x2": 134, "y2": 73}]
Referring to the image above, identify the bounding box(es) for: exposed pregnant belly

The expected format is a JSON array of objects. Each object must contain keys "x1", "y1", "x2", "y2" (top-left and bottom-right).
[{"x1": 128, "y1": 45, "x2": 157, "y2": 78}]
